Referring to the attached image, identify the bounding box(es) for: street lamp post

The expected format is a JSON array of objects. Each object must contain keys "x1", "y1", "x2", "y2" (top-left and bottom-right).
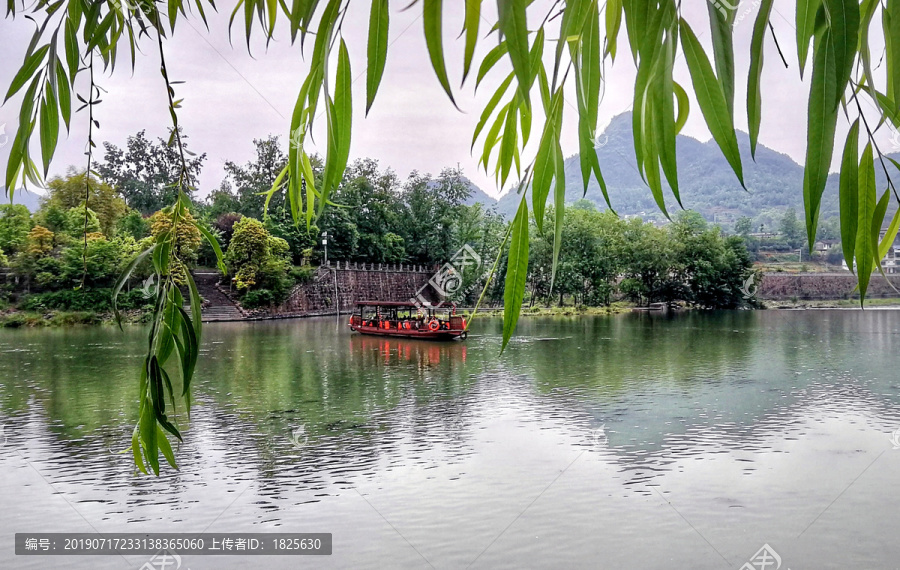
[{"x1": 322, "y1": 231, "x2": 329, "y2": 266}]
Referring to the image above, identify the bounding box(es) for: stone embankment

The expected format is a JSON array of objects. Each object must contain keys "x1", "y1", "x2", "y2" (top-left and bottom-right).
[{"x1": 758, "y1": 272, "x2": 900, "y2": 300}]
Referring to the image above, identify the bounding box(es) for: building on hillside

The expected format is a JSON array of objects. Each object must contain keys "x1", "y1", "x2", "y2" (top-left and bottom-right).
[
  {"x1": 842, "y1": 225, "x2": 900, "y2": 273},
  {"x1": 814, "y1": 239, "x2": 840, "y2": 252}
]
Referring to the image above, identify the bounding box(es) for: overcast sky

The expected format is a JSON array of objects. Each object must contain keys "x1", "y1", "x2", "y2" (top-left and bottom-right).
[{"x1": 0, "y1": 1, "x2": 893, "y2": 202}]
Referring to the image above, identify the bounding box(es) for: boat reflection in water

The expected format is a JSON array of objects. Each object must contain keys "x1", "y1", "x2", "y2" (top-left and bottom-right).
[{"x1": 349, "y1": 333, "x2": 468, "y2": 370}]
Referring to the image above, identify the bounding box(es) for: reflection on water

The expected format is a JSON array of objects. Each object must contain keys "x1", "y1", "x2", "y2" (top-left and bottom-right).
[{"x1": 1, "y1": 310, "x2": 900, "y2": 568}]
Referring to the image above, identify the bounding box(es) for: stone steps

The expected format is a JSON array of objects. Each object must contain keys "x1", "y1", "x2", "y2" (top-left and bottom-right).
[{"x1": 189, "y1": 272, "x2": 246, "y2": 322}]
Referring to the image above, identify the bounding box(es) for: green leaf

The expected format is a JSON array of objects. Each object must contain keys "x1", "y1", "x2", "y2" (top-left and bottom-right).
[
  {"x1": 472, "y1": 73, "x2": 514, "y2": 149},
  {"x1": 885, "y1": 0, "x2": 900, "y2": 103},
  {"x1": 113, "y1": 245, "x2": 156, "y2": 329},
  {"x1": 56, "y1": 62, "x2": 71, "y2": 130},
  {"x1": 838, "y1": 119, "x2": 859, "y2": 272},
  {"x1": 195, "y1": 222, "x2": 226, "y2": 274},
  {"x1": 879, "y1": 207, "x2": 900, "y2": 261},
  {"x1": 39, "y1": 83, "x2": 60, "y2": 177},
  {"x1": 502, "y1": 195, "x2": 529, "y2": 352},
  {"x1": 4, "y1": 44, "x2": 49, "y2": 102},
  {"x1": 156, "y1": 425, "x2": 178, "y2": 470},
  {"x1": 680, "y1": 18, "x2": 744, "y2": 187},
  {"x1": 550, "y1": 141, "x2": 565, "y2": 292},
  {"x1": 748, "y1": 0, "x2": 774, "y2": 159},
  {"x1": 856, "y1": 143, "x2": 876, "y2": 304},
  {"x1": 673, "y1": 80, "x2": 689, "y2": 134},
  {"x1": 706, "y1": 0, "x2": 735, "y2": 117},
  {"x1": 498, "y1": 95, "x2": 519, "y2": 188},
  {"x1": 476, "y1": 41, "x2": 508, "y2": 88},
  {"x1": 823, "y1": 0, "x2": 859, "y2": 109},
  {"x1": 532, "y1": 127, "x2": 557, "y2": 233},
  {"x1": 423, "y1": 0, "x2": 457, "y2": 106},
  {"x1": 802, "y1": 29, "x2": 838, "y2": 249},
  {"x1": 605, "y1": 0, "x2": 623, "y2": 60},
  {"x1": 871, "y1": 189, "x2": 891, "y2": 273},
  {"x1": 321, "y1": 38, "x2": 352, "y2": 217},
  {"x1": 497, "y1": 0, "x2": 531, "y2": 105},
  {"x1": 797, "y1": 0, "x2": 821, "y2": 77},
  {"x1": 462, "y1": 0, "x2": 481, "y2": 83},
  {"x1": 366, "y1": 0, "x2": 390, "y2": 115}
]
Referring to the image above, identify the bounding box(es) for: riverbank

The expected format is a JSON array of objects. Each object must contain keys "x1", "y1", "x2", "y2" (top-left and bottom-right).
[
  {"x1": 0, "y1": 309, "x2": 150, "y2": 328},
  {"x1": 763, "y1": 297, "x2": 900, "y2": 309}
]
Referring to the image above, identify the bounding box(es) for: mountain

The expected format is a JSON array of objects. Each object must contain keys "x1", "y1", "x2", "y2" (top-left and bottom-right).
[
  {"x1": 461, "y1": 178, "x2": 497, "y2": 207},
  {"x1": 1, "y1": 187, "x2": 45, "y2": 212},
  {"x1": 492, "y1": 112, "x2": 864, "y2": 224}
]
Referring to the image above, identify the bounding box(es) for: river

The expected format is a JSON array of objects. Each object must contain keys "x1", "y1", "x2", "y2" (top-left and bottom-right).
[{"x1": 1, "y1": 310, "x2": 899, "y2": 569}]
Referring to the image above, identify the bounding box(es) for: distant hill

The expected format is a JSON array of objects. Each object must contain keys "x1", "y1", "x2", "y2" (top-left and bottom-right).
[
  {"x1": 491, "y1": 112, "x2": 881, "y2": 224},
  {"x1": 461, "y1": 178, "x2": 497, "y2": 207},
  {"x1": 1, "y1": 187, "x2": 44, "y2": 212}
]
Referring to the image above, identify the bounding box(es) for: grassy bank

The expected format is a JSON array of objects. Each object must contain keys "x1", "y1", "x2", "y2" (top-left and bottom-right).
[
  {"x1": 463, "y1": 302, "x2": 635, "y2": 318},
  {"x1": 764, "y1": 297, "x2": 900, "y2": 309},
  {"x1": 0, "y1": 309, "x2": 150, "y2": 328}
]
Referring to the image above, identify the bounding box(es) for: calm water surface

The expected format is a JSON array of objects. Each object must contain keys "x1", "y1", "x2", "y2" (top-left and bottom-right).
[{"x1": 1, "y1": 310, "x2": 900, "y2": 569}]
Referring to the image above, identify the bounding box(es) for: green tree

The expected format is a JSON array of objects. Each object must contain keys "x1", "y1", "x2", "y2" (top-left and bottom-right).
[
  {"x1": 117, "y1": 210, "x2": 151, "y2": 241},
  {"x1": 779, "y1": 208, "x2": 804, "y2": 249},
  {"x1": 43, "y1": 170, "x2": 126, "y2": 236},
  {"x1": 96, "y1": 130, "x2": 206, "y2": 214},
  {"x1": 400, "y1": 168, "x2": 471, "y2": 264},
  {"x1": 219, "y1": 136, "x2": 287, "y2": 219},
  {"x1": 225, "y1": 217, "x2": 270, "y2": 291},
  {"x1": 0, "y1": 204, "x2": 32, "y2": 254},
  {"x1": 63, "y1": 205, "x2": 102, "y2": 239},
  {"x1": 734, "y1": 217, "x2": 753, "y2": 237}
]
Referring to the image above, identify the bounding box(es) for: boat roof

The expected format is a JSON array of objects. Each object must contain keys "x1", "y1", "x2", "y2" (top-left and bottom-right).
[{"x1": 356, "y1": 300, "x2": 454, "y2": 308}]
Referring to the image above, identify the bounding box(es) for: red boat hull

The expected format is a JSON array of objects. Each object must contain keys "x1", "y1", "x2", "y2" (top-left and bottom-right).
[{"x1": 349, "y1": 323, "x2": 466, "y2": 340}]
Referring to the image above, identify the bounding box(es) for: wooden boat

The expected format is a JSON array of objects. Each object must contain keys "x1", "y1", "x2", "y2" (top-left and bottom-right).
[{"x1": 348, "y1": 301, "x2": 468, "y2": 340}]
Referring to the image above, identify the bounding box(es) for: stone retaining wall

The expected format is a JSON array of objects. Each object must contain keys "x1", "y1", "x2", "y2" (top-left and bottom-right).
[
  {"x1": 759, "y1": 272, "x2": 900, "y2": 300},
  {"x1": 247, "y1": 262, "x2": 439, "y2": 318}
]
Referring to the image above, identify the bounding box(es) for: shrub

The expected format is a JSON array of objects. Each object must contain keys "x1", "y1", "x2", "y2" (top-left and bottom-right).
[
  {"x1": 18, "y1": 288, "x2": 152, "y2": 312},
  {"x1": 289, "y1": 266, "x2": 314, "y2": 284},
  {"x1": 241, "y1": 289, "x2": 275, "y2": 309}
]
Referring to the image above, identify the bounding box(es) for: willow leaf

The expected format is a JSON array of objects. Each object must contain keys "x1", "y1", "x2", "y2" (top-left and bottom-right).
[
  {"x1": 605, "y1": 0, "x2": 623, "y2": 60},
  {"x1": 823, "y1": 0, "x2": 859, "y2": 109},
  {"x1": 550, "y1": 141, "x2": 565, "y2": 292},
  {"x1": 797, "y1": 0, "x2": 821, "y2": 77},
  {"x1": 880, "y1": 207, "x2": 900, "y2": 261},
  {"x1": 476, "y1": 42, "x2": 508, "y2": 88},
  {"x1": 838, "y1": 119, "x2": 859, "y2": 272},
  {"x1": 748, "y1": 0, "x2": 773, "y2": 159},
  {"x1": 4, "y1": 44, "x2": 48, "y2": 102},
  {"x1": 502, "y1": 195, "x2": 529, "y2": 352},
  {"x1": 802, "y1": 29, "x2": 838, "y2": 249},
  {"x1": 856, "y1": 144, "x2": 876, "y2": 304},
  {"x1": 673, "y1": 80, "x2": 689, "y2": 134},
  {"x1": 497, "y1": 0, "x2": 531, "y2": 105},
  {"x1": 462, "y1": 0, "x2": 481, "y2": 83},
  {"x1": 39, "y1": 86, "x2": 59, "y2": 176},
  {"x1": 680, "y1": 18, "x2": 744, "y2": 188},
  {"x1": 871, "y1": 190, "x2": 891, "y2": 273},
  {"x1": 366, "y1": 0, "x2": 390, "y2": 115},
  {"x1": 886, "y1": 0, "x2": 900, "y2": 103},
  {"x1": 423, "y1": 0, "x2": 457, "y2": 106},
  {"x1": 706, "y1": 0, "x2": 735, "y2": 117},
  {"x1": 532, "y1": 88, "x2": 560, "y2": 234}
]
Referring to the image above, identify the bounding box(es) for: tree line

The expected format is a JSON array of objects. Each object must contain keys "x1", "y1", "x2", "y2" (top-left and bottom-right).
[{"x1": 1, "y1": 131, "x2": 755, "y2": 314}]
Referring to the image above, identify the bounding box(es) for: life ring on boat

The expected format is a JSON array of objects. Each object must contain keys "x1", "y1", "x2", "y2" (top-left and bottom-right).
[
  {"x1": 428, "y1": 319, "x2": 440, "y2": 331},
  {"x1": 403, "y1": 321, "x2": 411, "y2": 330}
]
